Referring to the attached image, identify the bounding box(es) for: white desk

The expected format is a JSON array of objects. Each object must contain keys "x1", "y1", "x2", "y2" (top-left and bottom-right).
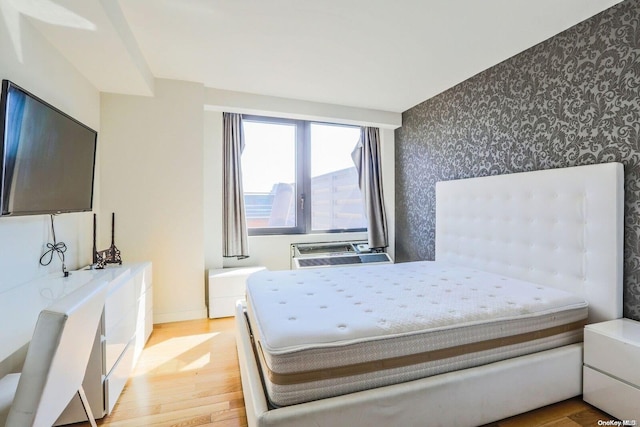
[
  {"x1": 0, "y1": 263, "x2": 153, "y2": 424},
  {"x1": 0, "y1": 268, "x2": 128, "y2": 366}
]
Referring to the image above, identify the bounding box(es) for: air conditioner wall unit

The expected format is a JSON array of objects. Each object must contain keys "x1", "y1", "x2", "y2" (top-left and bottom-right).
[{"x1": 290, "y1": 241, "x2": 392, "y2": 269}]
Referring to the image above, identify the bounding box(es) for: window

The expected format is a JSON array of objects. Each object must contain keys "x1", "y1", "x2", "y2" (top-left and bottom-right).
[{"x1": 241, "y1": 115, "x2": 366, "y2": 235}]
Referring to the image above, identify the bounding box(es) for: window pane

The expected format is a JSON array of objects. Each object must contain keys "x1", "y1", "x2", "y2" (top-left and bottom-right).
[
  {"x1": 242, "y1": 120, "x2": 296, "y2": 229},
  {"x1": 310, "y1": 123, "x2": 366, "y2": 231}
]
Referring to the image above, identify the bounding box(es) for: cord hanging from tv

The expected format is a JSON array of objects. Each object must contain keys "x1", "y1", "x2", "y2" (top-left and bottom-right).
[
  {"x1": 39, "y1": 214, "x2": 69, "y2": 277},
  {"x1": 92, "y1": 212, "x2": 122, "y2": 269}
]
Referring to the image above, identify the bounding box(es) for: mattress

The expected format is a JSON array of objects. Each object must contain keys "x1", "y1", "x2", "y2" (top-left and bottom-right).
[{"x1": 245, "y1": 261, "x2": 588, "y2": 407}]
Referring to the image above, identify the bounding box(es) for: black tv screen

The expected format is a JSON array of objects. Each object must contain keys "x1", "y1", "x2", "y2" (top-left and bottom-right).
[{"x1": 0, "y1": 80, "x2": 97, "y2": 216}]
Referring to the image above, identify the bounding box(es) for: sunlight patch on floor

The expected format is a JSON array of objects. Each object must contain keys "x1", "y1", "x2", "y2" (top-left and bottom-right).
[
  {"x1": 180, "y1": 353, "x2": 211, "y2": 372},
  {"x1": 132, "y1": 332, "x2": 220, "y2": 376}
]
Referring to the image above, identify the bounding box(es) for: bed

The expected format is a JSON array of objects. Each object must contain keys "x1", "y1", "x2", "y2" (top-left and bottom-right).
[{"x1": 235, "y1": 162, "x2": 624, "y2": 427}]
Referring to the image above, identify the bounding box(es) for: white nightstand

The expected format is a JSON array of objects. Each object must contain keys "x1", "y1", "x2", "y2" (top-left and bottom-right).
[
  {"x1": 583, "y1": 318, "x2": 640, "y2": 423},
  {"x1": 207, "y1": 267, "x2": 266, "y2": 318}
]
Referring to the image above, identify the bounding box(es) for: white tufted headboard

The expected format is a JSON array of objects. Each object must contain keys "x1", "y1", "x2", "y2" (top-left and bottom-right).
[{"x1": 435, "y1": 163, "x2": 623, "y2": 323}]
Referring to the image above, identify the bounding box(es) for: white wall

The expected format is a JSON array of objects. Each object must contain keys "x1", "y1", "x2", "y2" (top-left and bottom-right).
[
  {"x1": 0, "y1": 5, "x2": 100, "y2": 294},
  {"x1": 205, "y1": 88, "x2": 401, "y2": 129},
  {"x1": 102, "y1": 84, "x2": 397, "y2": 323},
  {"x1": 0, "y1": 0, "x2": 399, "y2": 336},
  {"x1": 100, "y1": 79, "x2": 206, "y2": 324},
  {"x1": 203, "y1": 89, "x2": 400, "y2": 272},
  {"x1": 203, "y1": 111, "x2": 223, "y2": 269},
  {"x1": 0, "y1": 4, "x2": 100, "y2": 375}
]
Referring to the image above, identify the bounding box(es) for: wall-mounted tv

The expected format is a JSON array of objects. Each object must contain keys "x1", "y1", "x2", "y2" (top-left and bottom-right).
[{"x1": 0, "y1": 80, "x2": 97, "y2": 216}]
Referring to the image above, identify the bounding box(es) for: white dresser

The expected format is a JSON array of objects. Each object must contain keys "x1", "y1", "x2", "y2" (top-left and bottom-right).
[
  {"x1": 55, "y1": 262, "x2": 153, "y2": 424},
  {"x1": 583, "y1": 318, "x2": 640, "y2": 423}
]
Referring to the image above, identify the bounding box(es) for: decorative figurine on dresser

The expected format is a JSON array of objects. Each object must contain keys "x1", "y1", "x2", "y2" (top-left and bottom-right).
[{"x1": 91, "y1": 212, "x2": 123, "y2": 269}]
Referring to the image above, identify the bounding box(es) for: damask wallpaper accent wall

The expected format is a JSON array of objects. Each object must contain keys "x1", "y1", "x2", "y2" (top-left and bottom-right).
[{"x1": 395, "y1": 0, "x2": 640, "y2": 320}]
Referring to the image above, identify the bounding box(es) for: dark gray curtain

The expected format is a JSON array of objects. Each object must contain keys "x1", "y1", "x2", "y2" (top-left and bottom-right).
[
  {"x1": 352, "y1": 127, "x2": 388, "y2": 249},
  {"x1": 223, "y1": 113, "x2": 249, "y2": 259}
]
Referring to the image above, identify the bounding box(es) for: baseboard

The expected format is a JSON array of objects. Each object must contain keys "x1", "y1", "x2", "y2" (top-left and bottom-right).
[{"x1": 153, "y1": 308, "x2": 208, "y2": 324}]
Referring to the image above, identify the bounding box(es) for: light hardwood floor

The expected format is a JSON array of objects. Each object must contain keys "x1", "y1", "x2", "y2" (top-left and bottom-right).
[{"x1": 82, "y1": 318, "x2": 615, "y2": 427}]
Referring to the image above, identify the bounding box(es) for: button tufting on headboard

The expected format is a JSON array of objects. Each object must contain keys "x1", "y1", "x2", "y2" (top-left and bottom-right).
[{"x1": 435, "y1": 163, "x2": 623, "y2": 323}]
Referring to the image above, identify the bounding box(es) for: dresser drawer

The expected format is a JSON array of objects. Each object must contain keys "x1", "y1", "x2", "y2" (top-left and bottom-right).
[
  {"x1": 583, "y1": 366, "x2": 640, "y2": 422},
  {"x1": 104, "y1": 341, "x2": 136, "y2": 415},
  {"x1": 104, "y1": 309, "x2": 136, "y2": 374},
  {"x1": 104, "y1": 274, "x2": 135, "y2": 332},
  {"x1": 208, "y1": 267, "x2": 265, "y2": 298},
  {"x1": 143, "y1": 286, "x2": 153, "y2": 342},
  {"x1": 584, "y1": 321, "x2": 640, "y2": 387}
]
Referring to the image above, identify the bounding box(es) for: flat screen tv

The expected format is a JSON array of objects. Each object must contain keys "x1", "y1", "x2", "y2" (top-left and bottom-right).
[{"x1": 0, "y1": 80, "x2": 97, "y2": 216}]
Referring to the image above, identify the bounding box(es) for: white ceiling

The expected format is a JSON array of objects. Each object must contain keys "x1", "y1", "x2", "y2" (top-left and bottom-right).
[{"x1": 11, "y1": 0, "x2": 623, "y2": 113}]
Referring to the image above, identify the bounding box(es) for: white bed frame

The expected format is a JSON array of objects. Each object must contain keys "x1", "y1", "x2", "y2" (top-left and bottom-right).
[{"x1": 235, "y1": 162, "x2": 624, "y2": 427}]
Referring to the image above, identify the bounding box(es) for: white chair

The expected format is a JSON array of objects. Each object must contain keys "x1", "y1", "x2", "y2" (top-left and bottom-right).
[{"x1": 0, "y1": 278, "x2": 108, "y2": 427}]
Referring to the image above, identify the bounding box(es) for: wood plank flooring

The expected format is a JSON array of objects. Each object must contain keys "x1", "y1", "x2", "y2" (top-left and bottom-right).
[{"x1": 81, "y1": 318, "x2": 616, "y2": 427}]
